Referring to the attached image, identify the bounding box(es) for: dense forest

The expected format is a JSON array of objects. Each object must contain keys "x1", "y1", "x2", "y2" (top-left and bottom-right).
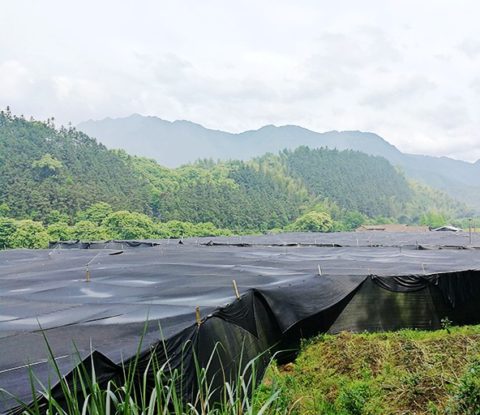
[
  {"x1": 279, "y1": 147, "x2": 412, "y2": 217},
  {"x1": 0, "y1": 110, "x2": 474, "y2": 248},
  {"x1": 0, "y1": 109, "x2": 151, "y2": 220}
]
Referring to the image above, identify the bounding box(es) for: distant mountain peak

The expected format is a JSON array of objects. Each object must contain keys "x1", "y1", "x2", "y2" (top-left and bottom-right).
[{"x1": 76, "y1": 113, "x2": 480, "y2": 210}]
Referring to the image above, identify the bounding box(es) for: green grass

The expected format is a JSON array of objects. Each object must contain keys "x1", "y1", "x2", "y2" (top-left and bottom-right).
[{"x1": 260, "y1": 325, "x2": 480, "y2": 415}]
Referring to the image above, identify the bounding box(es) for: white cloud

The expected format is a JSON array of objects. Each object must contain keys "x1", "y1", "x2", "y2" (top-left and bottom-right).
[
  {"x1": 361, "y1": 77, "x2": 436, "y2": 109},
  {"x1": 1, "y1": 0, "x2": 480, "y2": 161},
  {"x1": 0, "y1": 60, "x2": 33, "y2": 98},
  {"x1": 458, "y1": 39, "x2": 480, "y2": 59}
]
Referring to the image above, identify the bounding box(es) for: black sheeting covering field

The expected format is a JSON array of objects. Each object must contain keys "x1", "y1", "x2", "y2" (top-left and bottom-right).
[{"x1": 2, "y1": 231, "x2": 480, "y2": 413}]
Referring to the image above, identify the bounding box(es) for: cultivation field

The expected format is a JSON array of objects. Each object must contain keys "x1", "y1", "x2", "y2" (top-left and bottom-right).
[{"x1": 1, "y1": 231, "x2": 480, "y2": 413}]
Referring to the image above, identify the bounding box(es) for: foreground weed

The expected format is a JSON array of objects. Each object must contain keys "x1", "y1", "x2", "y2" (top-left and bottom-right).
[
  {"x1": 0, "y1": 331, "x2": 289, "y2": 415},
  {"x1": 268, "y1": 326, "x2": 480, "y2": 415}
]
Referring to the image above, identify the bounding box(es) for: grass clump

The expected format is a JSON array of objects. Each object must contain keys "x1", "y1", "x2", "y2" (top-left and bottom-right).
[
  {"x1": 0, "y1": 337, "x2": 290, "y2": 415},
  {"x1": 445, "y1": 355, "x2": 480, "y2": 414},
  {"x1": 262, "y1": 325, "x2": 480, "y2": 415}
]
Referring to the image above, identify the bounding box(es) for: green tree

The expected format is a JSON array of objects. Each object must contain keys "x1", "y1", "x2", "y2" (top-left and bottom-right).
[
  {"x1": 45, "y1": 209, "x2": 70, "y2": 225},
  {"x1": 73, "y1": 220, "x2": 110, "y2": 241},
  {"x1": 9, "y1": 220, "x2": 49, "y2": 249},
  {"x1": 103, "y1": 211, "x2": 156, "y2": 239},
  {"x1": 192, "y1": 222, "x2": 227, "y2": 237},
  {"x1": 419, "y1": 211, "x2": 447, "y2": 228},
  {"x1": 154, "y1": 223, "x2": 172, "y2": 239},
  {"x1": 342, "y1": 211, "x2": 366, "y2": 231},
  {"x1": 290, "y1": 211, "x2": 334, "y2": 232},
  {"x1": 32, "y1": 153, "x2": 63, "y2": 178},
  {"x1": 0, "y1": 203, "x2": 10, "y2": 217},
  {"x1": 0, "y1": 218, "x2": 16, "y2": 248},
  {"x1": 47, "y1": 222, "x2": 74, "y2": 241},
  {"x1": 161, "y1": 220, "x2": 195, "y2": 239},
  {"x1": 76, "y1": 202, "x2": 113, "y2": 225}
]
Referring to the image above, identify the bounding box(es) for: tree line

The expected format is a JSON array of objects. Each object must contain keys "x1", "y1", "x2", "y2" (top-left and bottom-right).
[{"x1": 0, "y1": 202, "x2": 234, "y2": 249}]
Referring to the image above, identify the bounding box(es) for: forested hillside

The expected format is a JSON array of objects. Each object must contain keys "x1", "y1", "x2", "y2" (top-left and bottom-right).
[
  {"x1": 120, "y1": 155, "x2": 310, "y2": 231},
  {"x1": 0, "y1": 110, "x2": 151, "y2": 220},
  {"x1": 278, "y1": 147, "x2": 412, "y2": 217},
  {"x1": 79, "y1": 114, "x2": 480, "y2": 211},
  {"x1": 0, "y1": 111, "x2": 472, "y2": 240}
]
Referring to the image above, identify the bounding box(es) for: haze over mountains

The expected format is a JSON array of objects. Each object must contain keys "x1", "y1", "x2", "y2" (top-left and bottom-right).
[{"x1": 78, "y1": 114, "x2": 480, "y2": 210}]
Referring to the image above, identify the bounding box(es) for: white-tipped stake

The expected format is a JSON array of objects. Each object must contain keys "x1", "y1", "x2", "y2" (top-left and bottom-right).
[
  {"x1": 318, "y1": 264, "x2": 322, "y2": 276},
  {"x1": 85, "y1": 266, "x2": 91, "y2": 282},
  {"x1": 232, "y1": 279, "x2": 240, "y2": 299}
]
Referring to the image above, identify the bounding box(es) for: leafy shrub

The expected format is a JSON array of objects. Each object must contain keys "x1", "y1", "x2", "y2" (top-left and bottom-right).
[
  {"x1": 76, "y1": 202, "x2": 113, "y2": 225},
  {"x1": 73, "y1": 220, "x2": 109, "y2": 241},
  {"x1": 47, "y1": 222, "x2": 74, "y2": 241},
  {"x1": 290, "y1": 211, "x2": 334, "y2": 232},
  {"x1": 44, "y1": 209, "x2": 70, "y2": 225},
  {"x1": 103, "y1": 211, "x2": 155, "y2": 239},
  {"x1": 9, "y1": 220, "x2": 49, "y2": 249}
]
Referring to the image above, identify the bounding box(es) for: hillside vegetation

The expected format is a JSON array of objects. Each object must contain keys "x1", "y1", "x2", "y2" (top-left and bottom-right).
[
  {"x1": 0, "y1": 111, "x2": 473, "y2": 243},
  {"x1": 0, "y1": 110, "x2": 151, "y2": 220},
  {"x1": 258, "y1": 326, "x2": 480, "y2": 415},
  {"x1": 78, "y1": 114, "x2": 480, "y2": 210}
]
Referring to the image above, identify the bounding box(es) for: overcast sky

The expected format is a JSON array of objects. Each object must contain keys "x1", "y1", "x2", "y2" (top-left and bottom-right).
[{"x1": 1, "y1": 1, "x2": 480, "y2": 161}]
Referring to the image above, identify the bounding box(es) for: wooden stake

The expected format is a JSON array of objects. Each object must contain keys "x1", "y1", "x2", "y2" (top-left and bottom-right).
[
  {"x1": 232, "y1": 279, "x2": 240, "y2": 299},
  {"x1": 469, "y1": 219, "x2": 473, "y2": 245},
  {"x1": 85, "y1": 266, "x2": 91, "y2": 282},
  {"x1": 195, "y1": 306, "x2": 202, "y2": 327}
]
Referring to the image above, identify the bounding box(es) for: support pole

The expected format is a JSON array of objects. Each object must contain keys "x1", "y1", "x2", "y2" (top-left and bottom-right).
[
  {"x1": 232, "y1": 279, "x2": 240, "y2": 299},
  {"x1": 195, "y1": 306, "x2": 202, "y2": 327}
]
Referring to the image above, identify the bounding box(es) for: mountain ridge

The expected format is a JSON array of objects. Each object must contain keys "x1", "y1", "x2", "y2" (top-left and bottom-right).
[{"x1": 78, "y1": 114, "x2": 480, "y2": 210}]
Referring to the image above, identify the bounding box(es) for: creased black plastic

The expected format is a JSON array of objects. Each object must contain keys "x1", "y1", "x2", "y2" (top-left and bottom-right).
[{"x1": 3, "y1": 232, "x2": 480, "y2": 414}]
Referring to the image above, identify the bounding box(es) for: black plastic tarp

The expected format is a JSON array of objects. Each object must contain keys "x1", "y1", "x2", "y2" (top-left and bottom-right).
[{"x1": 2, "y1": 232, "x2": 480, "y2": 413}]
